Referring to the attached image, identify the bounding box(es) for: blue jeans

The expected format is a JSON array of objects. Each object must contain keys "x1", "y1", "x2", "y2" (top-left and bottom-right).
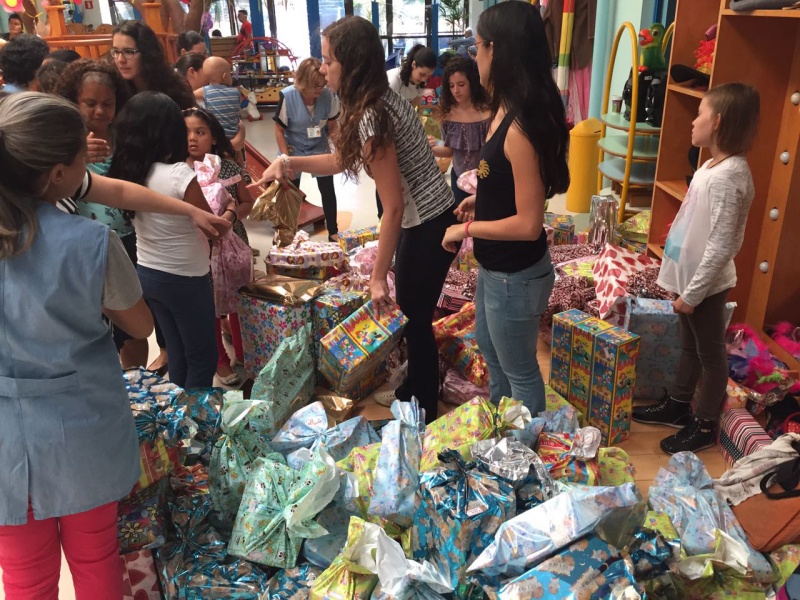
[
  {"x1": 474, "y1": 253, "x2": 555, "y2": 415},
  {"x1": 137, "y1": 266, "x2": 217, "y2": 388}
]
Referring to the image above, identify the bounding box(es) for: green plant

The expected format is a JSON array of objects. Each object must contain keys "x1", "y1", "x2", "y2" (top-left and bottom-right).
[{"x1": 438, "y1": 0, "x2": 463, "y2": 36}]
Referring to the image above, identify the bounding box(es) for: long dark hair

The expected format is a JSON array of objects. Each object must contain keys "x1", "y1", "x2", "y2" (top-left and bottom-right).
[
  {"x1": 477, "y1": 2, "x2": 569, "y2": 198},
  {"x1": 112, "y1": 21, "x2": 196, "y2": 110},
  {"x1": 183, "y1": 107, "x2": 235, "y2": 159},
  {"x1": 175, "y1": 52, "x2": 206, "y2": 77},
  {"x1": 399, "y1": 44, "x2": 436, "y2": 86},
  {"x1": 438, "y1": 56, "x2": 488, "y2": 115},
  {"x1": 323, "y1": 17, "x2": 392, "y2": 179},
  {"x1": 0, "y1": 93, "x2": 86, "y2": 259},
  {"x1": 107, "y1": 92, "x2": 189, "y2": 185}
]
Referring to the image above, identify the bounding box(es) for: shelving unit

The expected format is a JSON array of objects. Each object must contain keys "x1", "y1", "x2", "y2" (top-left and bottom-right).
[
  {"x1": 596, "y1": 23, "x2": 662, "y2": 222},
  {"x1": 648, "y1": 0, "x2": 800, "y2": 373}
]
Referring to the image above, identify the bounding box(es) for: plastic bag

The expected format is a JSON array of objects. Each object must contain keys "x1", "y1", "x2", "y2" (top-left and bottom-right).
[
  {"x1": 271, "y1": 401, "x2": 380, "y2": 462},
  {"x1": 228, "y1": 447, "x2": 340, "y2": 569},
  {"x1": 368, "y1": 399, "x2": 424, "y2": 528},
  {"x1": 310, "y1": 517, "x2": 381, "y2": 600},
  {"x1": 264, "y1": 563, "x2": 325, "y2": 600},
  {"x1": 373, "y1": 528, "x2": 452, "y2": 600}
]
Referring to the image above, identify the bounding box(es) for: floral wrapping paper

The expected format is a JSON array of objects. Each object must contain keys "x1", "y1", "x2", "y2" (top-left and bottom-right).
[
  {"x1": 647, "y1": 452, "x2": 774, "y2": 581},
  {"x1": 468, "y1": 483, "x2": 645, "y2": 580},
  {"x1": 411, "y1": 450, "x2": 516, "y2": 595},
  {"x1": 265, "y1": 564, "x2": 325, "y2": 599},
  {"x1": 310, "y1": 517, "x2": 380, "y2": 600},
  {"x1": 117, "y1": 479, "x2": 169, "y2": 555},
  {"x1": 267, "y1": 231, "x2": 349, "y2": 270},
  {"x1": 621, "y1": 297, "x2": 679, "y2": 400},
  {"x1": 438, "y1": 268, "x2": 478, "y2": 313},
  {"x1": 338, "y1": 226, "x2": 379, "y2": 254},
  {"x1": 487, "y1": 535, "x2": 622, "y2": 600},
  {"x1": 441, "y1": 369, "x2": 489, "y2": 407},
  {"x1": 250, "y1": 323, "x2": 315, "y2": 432},
  {"x1": 432, "y1": 303, "x2": 488, "y2": 387},
  {"x1": 209, "y1": 391, "x2": 288, "y2": 532},
  {"x1": 238, "y1": 292, "x2": 313, "y2": 379},
  {"x1": 544, "y1": 212, "x2": 575, "y2": 246},
  {"x1": 591, "y1": 244, "x2": 659, "y2": 321},
  {"x1": 368, "y1": 399, "x2": 424, "y2": 528},
  {"x1": 271, "y1": 401, "x2": 380, "y2": 462},
  {"x1": 120, "y1": 549, "x2": 161, "y2": 600},
  {"x1": 319, "y1": 301, "x2": 408, "y2": 394},
  {"x1": 228, "y1": 447, "x2": 340, "y2": 569},
  {"x1": 452, "y1": 236, "x2": 479, "y2": 272},
  {"x1": 420, "y1": 396, "x2": 530, "y2": 472}
]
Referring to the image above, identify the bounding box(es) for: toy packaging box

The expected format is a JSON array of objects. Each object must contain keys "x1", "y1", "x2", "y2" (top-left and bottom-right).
[
  {"x1": 338, "y1": 226, "x2": 379, "y2": 254},
  {"x1": 544, "y1": 212, "x2": 575, "y2": 245},
  {"x1": 549, "y1": 309, "x2": 593, "y2": 399},
  {"x1": 567, "y1": 317, "x2": 614, "y2": 418}
]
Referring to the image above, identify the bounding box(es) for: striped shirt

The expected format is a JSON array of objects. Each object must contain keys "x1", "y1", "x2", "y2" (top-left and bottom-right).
[
  {"x1": 57, "y1": 170, "x2": 93, "y2": 214},
  {"x1": 203, "y1": 84, "x2": 241, "y2": 139},
  {"x1": 359, "y1": 89, "x2": 453, "y2": 228}
]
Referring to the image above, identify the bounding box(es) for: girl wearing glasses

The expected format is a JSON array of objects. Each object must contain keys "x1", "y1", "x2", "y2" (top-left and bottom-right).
[
  {"x1": 273, "y1": 57, "x2": 340, "y2": 241},
  {"x1": 111, "y1": 21, "x2": 196, "y2": 111},
  {"x1": 256, "y1": 17, "x2": 457, "y2": 423},
  {"x1": 442, "y1": 1, "x2": 569, "y2": 416},
  {"x1": 428, "y1": 56, "x2": 490, "y2": 205}
]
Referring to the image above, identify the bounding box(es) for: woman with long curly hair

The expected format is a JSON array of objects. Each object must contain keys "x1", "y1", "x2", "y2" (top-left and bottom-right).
[
  {"x1": 429, "y1": 56, "x2": 490, "y2": 205},
  {"x1": 111, "y1": 21, "x2": 195, "y2": 110},
  {"x1": 442, "y1": 1, "x2": 569, "y2": 415},
  {"x1": 256, "y1": 16, "x2": 457, "y2": 423}
]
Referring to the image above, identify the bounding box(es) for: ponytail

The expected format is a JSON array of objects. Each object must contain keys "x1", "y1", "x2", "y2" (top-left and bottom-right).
[{"x1": 400, "y1": 44, "x2": 436, "y2": 86}]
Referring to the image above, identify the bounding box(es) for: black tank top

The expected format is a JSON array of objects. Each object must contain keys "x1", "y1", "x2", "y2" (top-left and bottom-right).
[{"x1": 473, "y1": 111, "x2": 547, "y2": 273}]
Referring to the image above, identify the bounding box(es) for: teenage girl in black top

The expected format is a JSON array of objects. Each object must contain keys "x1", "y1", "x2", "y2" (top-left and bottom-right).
[{"x1": 442, "y1": 1, "x2": 569, "y2": 415}]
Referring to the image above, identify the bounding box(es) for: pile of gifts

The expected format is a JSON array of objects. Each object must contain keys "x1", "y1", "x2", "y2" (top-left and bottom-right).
[{"x1": 115, "y1": 356, "x2": 800, "y2": 599}]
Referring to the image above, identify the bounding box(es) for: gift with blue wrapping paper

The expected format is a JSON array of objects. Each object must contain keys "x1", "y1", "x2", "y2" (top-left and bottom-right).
[
  {"x1": 271, "y1": 400, "x2": 379, "y2": 462},
  {"x1": 410, "y1": 450, "x2": 516, "y2": 595},
  {"x1": 367, "y1": 399, "x2": 424, "y2": 528},
  {"x1": 228, "y1": 447, "x2": 340, "y2": 569},
  {"x1": 266, "y1": 564, "x2": 325, "y2": 600},
  {"x1": 177, "y1": 388, "x2": 223, "y2": 465}
]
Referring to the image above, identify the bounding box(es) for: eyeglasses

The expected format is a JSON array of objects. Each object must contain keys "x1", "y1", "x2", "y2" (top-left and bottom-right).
[
  {"x1": 110, "y1": 48, "x2": 141, "y2": 59},
  {"x1": 467, "y1": 39, "x2": 491, "y2": 58}
]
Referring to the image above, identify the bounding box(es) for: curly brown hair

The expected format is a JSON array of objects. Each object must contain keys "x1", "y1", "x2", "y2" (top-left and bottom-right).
[
  {"x1": 55, "y1": 58, "x2": 131, "y2": 118},
  {"x1": 438, "y1": 56, "x2": 489, "y2": 116},
  {"x1": 323, "y1": 17, "x2": 393, "y2": 180}
]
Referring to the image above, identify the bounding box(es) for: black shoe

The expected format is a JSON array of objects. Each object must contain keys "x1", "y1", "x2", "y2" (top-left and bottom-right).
[
  {"x1": 660, "y1": 416, "x2": 716, "y2": 455},
  {"x1": 632, "y1": 394, "x2": 691, "y2": 428}
]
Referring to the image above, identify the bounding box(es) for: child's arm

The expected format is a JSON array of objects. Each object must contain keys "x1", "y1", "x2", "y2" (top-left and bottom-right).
[
  {"x1": 235, "y1": 176, "x2": 254, "y2": 221},
  {"x1": 428, "y1": 136, "x2": 454, "y2": 158},
  {"x1": 102, "y1": 233, "x2": 154, "y2": 338},
  {"x1": 105, "y1": 299, "x2": 153, "y2": 339},
  {"x1": 680, "y1": 175, "x2": 749, "y2": 308},
  {"x1": 89, "y1": 174, "x2": 230, "y2": 238},
  {"x1": 231, "y1": 120, "x2": 246, "y2": 151}
]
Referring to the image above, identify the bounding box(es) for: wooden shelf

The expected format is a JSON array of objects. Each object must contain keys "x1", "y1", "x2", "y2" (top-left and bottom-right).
[
  {"x1": 599, "y1": 158, "x2": 656, "y2": 187},
  {"x1": 667, "y1": 83, "x2": 706, "y2": 99},
  {"x1": 721, "y1": 8, "x2": 800, "y2": 19},
  {"x1": 655, "y1": 179, "x2": 688, "y2": 202},
  {"x1": 598, "y1": 135, "x2": 660, "y2": 161},
  {"x1": 646, "y1": 242, "x2": 664, "y2": 259},
  {"x1": 600, "y1": 113, "x2": 661, "y2": 136}
]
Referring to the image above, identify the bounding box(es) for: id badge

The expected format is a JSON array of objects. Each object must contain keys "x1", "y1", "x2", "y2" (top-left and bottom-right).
[{"x1": 307, "y1": 126, "x2": 322, "y2": 138}]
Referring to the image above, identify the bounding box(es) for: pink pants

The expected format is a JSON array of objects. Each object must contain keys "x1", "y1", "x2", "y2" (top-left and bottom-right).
[{"x1": 0, "y1": 502, "x2": 122, "y2": 600}]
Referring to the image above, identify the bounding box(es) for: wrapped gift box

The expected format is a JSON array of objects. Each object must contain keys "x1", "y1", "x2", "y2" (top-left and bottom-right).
[
  {"x1": 238, "y1": 293, "x2": 312, "y2": 380},
  {"x1": 433, "y1": 303, "x2": 488, "y2": 387},
  {"x1": 338, "y1": 226, "x2": 379, "y2": 253},
  {"x1": 441, "y1": 369, "x2": 489, "y2": 406},
  {"x1": 592, "y1": 244, "x2": 659, "y2": 323},
  {"x1": 587, "y1": 326, "x2": 640, "y2": 445},
  {"x1": 452, "y1": 236, "x2": 478, "y2": 272},
  {"x1": 567, "y1": 317, "x2": 614, "y2": 418},
  {"x1": 131, "y1": 439, "x2": 182, "y2": 496},
  {"x1": 437, "y1": 268, "x2": 477, "y2": 313},
  {"x1": 319, "y1": 301, "x2": 407, "y2": 397},
  {"x1": 718, "y1": 408, "x2": 772, "y2": 467},
  {"x1": 313, "y1": 290, "x2": 366, "y2": 359},
  {"x1": 266, "y1": 231, "x2": 348, "y2": 281},
  {"x1": 617, "y1": 210, "x2": 651, "y2": 243},
  {"x1": 120, "y1": 549, "x2": 161, "y2": 600},
  {"x1": 117, "y1": 480, "x2": 168, "y2": 555},
  {"x1": 622, "y1": 297, "x2": 679, "y2": 401},
  {"x1": 544, "y1": 212, "x2": 575, "y2": 245},
  {"x1": 549, "y1": 310, "x2": 593, "y2": 399}
]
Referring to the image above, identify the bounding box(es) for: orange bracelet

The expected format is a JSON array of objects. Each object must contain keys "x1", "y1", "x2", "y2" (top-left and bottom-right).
[{"x1": 465, "y1": 220, "x2": 473, "y2": 237}]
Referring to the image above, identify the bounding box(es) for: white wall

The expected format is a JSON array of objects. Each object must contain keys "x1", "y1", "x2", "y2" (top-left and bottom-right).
[{"x1": 606, "y1": 0, "x2": 656, "y2": 102}]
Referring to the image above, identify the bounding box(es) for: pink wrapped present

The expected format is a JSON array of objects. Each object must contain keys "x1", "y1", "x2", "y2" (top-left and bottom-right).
[
  {"x1": 718, "y1": 408, "x2": 772, "y2": 467},
  {"x1": 194, "y1": 154, "x2": 253, "y2": 315},
  {"x1": 441, "y1": 368, "x2": 489, "y2": 406},
  {"x1": 120, "y1": 549, "x2": 160, "y2": 599},
  {"x1": 267, "y1": 231, "x2": 349, "y2": 280},
  {"x1": 457, "y1": 169, "x2": 478, "y2": 194},
  {"x1": 722, "y1": 379, "x2": 750, "y2": 413},
  {"x1": 592, "y1": 244, "x2": 659, "y2": 323}
]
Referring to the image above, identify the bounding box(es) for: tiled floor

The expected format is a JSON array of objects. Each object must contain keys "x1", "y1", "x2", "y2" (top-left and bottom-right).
[{"x1": 0, "y1": 109, "x2": 723, "y2": 599}]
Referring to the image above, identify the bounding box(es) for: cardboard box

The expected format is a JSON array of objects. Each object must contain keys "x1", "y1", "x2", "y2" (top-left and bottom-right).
[
  {"x1": 338, "y1": 226, "x2": 379, "y2": 253},
  {"x1": 544, "y1": 212, "x2": 575, "y2": 245},
  {"x1": 549, "y1": 309, "x2": 593, "y2": 399},
  {"x1": 568, "y1": 317, "x2": 614, "y2": 417}
]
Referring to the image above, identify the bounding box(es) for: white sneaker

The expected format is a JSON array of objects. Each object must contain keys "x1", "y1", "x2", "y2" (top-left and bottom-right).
[{"x1": 373, "y1": 390, "x2": 398, "y2": 407}]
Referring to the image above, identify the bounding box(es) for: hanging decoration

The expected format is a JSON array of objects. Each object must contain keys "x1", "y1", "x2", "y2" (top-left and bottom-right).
[{"x1": 0, "y1": 0, "x2": 24, "y2": 14}]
